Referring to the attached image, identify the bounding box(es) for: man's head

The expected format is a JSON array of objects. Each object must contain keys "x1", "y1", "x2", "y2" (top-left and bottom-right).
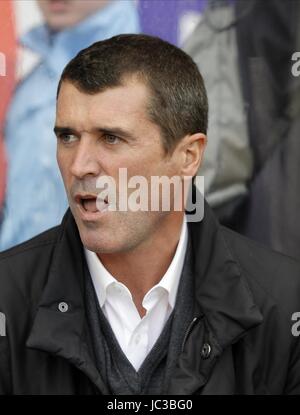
[
  {"x1": 57, "y1": 34, "x2": 208, "y2": 153},
  {"x1": 55, "y1": 34, "x2": 208, "y2": 254},
  {"x1": 37, "y1": 0, "x2": 109, "y2": 32}
]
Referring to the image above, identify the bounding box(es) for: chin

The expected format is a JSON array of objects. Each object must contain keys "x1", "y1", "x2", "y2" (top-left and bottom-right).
[
  {"x1": 83, "y1": 243, "x2": 119, "y2": 255},
  {"x1": 79, "y1": 230, "x2": 120, "y2": 254}
]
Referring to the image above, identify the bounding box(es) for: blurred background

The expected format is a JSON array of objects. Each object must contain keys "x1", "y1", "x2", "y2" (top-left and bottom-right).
[{"x1": 0, "y1": 0, "x2": 300, "y2": 259}]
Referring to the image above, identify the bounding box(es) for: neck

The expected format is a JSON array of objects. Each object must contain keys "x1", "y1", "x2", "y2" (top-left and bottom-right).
[{"x1": 98, "y1": 213, "x2": 185, "y2": 316}]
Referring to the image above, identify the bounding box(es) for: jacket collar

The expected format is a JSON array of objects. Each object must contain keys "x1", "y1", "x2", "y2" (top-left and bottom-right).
[
  {"x1": 26, "y1": 190, "x2": 263, "y2": 393},
  {"x1": 190, "y1": 198, "x2": 263, "y2": 351},
  {"x1": 26, "y1": 211, "x2": 110, "y2": 393},
  {"x1": 167, "y1": 192, "x2": 263, "y2": 394}
]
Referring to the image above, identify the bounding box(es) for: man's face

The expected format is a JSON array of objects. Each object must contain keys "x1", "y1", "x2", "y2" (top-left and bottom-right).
[
  {"x1": 56, "y1": 80, "x2": 184, "y2": 254},
  {"x1": 37, "y1": 0, "x2": 108, "y2": 32}
]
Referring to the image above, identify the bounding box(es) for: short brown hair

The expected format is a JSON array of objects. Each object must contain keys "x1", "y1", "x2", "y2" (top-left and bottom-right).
[{"x1": 57, "y1": 34, "x2": 208, "y2": 153}]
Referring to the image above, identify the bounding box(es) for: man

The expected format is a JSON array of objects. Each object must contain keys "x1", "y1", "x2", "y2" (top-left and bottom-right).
[
  {"x1": 184, "y1": 0, "x2": 254, "y2": 228},
  {"x1": 0, "y1": 34, "x2": 300, "y2": 395},
  {"x1": 185, "y1": 0, "x2": 300, "y2": 259},
  {"x1": 0, "y1": 0, "x2": 139, "y2": 251}
]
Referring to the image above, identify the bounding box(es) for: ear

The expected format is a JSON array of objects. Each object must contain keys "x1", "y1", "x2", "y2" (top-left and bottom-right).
[{"x1": 179, "y1": 133, "x2": 207, "y2": 178}]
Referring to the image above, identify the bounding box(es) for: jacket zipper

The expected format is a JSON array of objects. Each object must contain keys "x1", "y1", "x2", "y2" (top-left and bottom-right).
[{"x1": 181, "y1": 316, "x2": 201, "y2": 353}]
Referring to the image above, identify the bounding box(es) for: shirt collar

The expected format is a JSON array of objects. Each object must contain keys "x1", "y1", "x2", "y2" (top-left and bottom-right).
[
  {"x1": 85, "y1": 216, "x2": 188, "y2": 310},
  {"x1": 146, "y1": 216, "x2": 188, "y2": 309},
  {"x1": 85, "y1": 246, "x2": 117, "y2": 307}
]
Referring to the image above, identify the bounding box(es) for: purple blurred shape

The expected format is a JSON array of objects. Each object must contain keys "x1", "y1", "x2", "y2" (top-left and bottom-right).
[{"x1": 138, "y1": 0, "x2": 208, "y2": 45}]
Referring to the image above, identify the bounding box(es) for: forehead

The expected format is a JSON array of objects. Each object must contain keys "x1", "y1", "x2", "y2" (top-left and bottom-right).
[{"x1": 56, "y1": 80, "x2": 151, "y2": 130}]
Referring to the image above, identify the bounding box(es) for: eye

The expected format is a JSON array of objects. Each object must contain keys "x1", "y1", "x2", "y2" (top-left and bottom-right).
[
  {"x1": 58, "y1": 134, "x2": 78, "y2": 144},
  {"x1": 103, "y1": 134, "x2": 120, "y2": 145}
]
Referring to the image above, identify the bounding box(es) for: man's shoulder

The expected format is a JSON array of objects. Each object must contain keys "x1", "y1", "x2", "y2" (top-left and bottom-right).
[
  {"x1": 0, "y1": 225, "x2": 60, "y2": 262},
  {"x1": 221, "y1": 226, "x2": 300, "y2": 312},
  {"x1": 0, "y1": 225, "x2": 61, "y2": 304}
]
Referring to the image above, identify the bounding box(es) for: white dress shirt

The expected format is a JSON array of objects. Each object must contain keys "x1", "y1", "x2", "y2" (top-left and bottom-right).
[{"x1": 84, "y1": 218, "x2": 188, "y2": 371}]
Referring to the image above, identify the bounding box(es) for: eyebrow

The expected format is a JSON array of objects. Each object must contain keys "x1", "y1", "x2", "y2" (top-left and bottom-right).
[
  {"x1": 53, "y1": 125, "x2": 136, "y2": 141},
  {"x1": 53, "y1": 126, "x2": 74, "y2": 136}
]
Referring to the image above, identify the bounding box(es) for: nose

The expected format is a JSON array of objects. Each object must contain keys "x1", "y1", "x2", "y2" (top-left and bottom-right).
[{"x1": 70, "y1": 136, "x2": 100, "y2": 179}]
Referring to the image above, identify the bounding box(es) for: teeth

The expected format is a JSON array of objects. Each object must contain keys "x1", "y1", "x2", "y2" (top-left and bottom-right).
[
  {"x1": 76, "y1": 195, "x2": 110, "y2": 213},
  {"x1": 80, "y1": 197, "x2": 95, "y2": 204}
]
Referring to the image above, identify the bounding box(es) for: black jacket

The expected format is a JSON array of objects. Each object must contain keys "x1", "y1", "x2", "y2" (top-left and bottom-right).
[{"x1": 0, "y1": 205, "x2": 300, "y2": 395}]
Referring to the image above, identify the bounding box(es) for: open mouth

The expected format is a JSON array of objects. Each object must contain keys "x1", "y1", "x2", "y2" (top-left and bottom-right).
[{"x1": 75, "y1": 194, "x2": 109, "y2": 214}]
